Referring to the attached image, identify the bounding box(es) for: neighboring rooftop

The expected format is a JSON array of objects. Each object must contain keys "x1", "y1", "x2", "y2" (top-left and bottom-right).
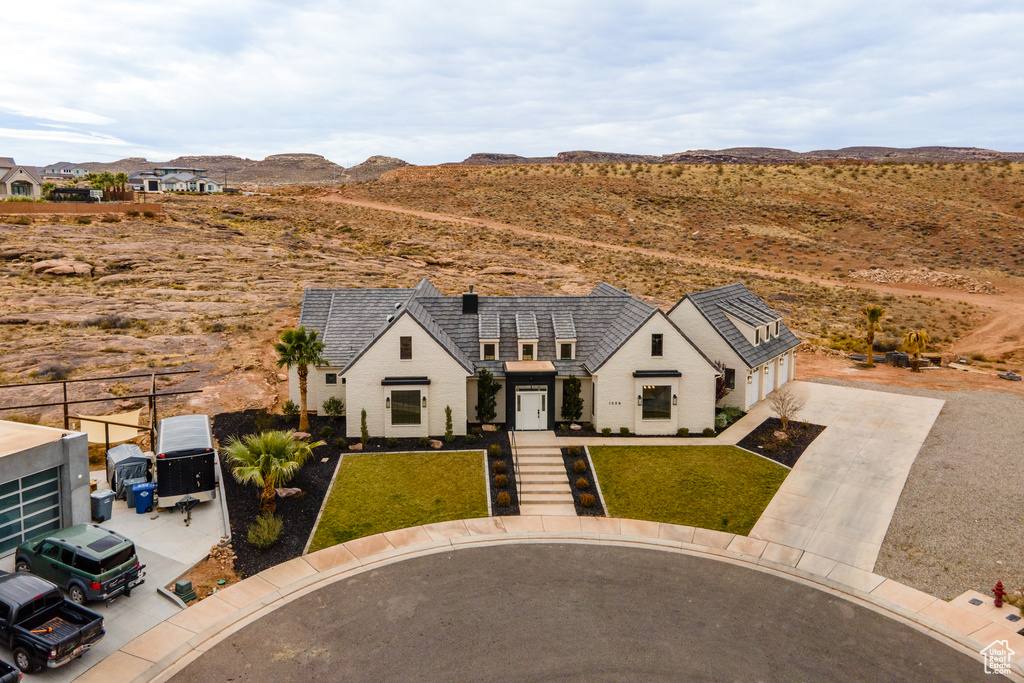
[{"x1": 0, "y1": 420, "x2": 73, "y2": 458}]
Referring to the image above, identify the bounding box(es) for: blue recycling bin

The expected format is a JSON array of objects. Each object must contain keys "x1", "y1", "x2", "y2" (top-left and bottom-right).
[{"x1": 133, "y1": 482, "x2": 157, "y2": 514}]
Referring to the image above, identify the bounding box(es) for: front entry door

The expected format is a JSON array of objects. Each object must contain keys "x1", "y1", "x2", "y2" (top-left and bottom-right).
[{"x1": 515, "y1": 390, "x2": 546, "y2": 430}]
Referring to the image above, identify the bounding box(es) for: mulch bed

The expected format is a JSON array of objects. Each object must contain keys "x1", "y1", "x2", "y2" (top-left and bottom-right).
[
  {"x1": 735, "y1": 417, "x2": 826, "y2": 468},
  {"x1": 212, "y1": 412, "x2": 514, "y2": 576},
  {"x1": 486, "y1": 436, "x2": 519, "y2": 517},
  {"x1": 560, "y1": 447, "x2": 606, "y2": 516}
]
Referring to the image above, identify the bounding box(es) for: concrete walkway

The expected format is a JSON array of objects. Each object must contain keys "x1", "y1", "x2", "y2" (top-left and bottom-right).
[
  {"x1": 732, "y1": 382, "x2": 945, "y2": 572},
  {"x1": 84, "y1": 516, "x2": 1024, "y2": 682}
]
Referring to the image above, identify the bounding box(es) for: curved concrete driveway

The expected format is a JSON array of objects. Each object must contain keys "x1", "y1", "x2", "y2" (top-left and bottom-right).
[{"x1": 170, "y1": 544, "x2": 995, "y2": 682}]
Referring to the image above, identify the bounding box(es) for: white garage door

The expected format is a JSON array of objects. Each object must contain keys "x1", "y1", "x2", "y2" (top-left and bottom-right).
[{"x1": 0, "y1": 467, "x2": 62, "y2": 555}]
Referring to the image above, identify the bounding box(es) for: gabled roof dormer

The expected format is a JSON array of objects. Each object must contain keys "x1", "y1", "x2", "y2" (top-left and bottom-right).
[
  {"x1": 551, "y1": 311, "x2": 577, "y2": 360},
  {"x1": 479, "y1": 313, "x2": 500, "y2": 360},
  {"x1": 516, "y1": 313, "x2": 539, "y2": 361}
]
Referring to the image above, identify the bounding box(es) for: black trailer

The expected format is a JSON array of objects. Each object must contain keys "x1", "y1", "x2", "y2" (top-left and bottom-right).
[{"x1": 154, "y1": 415, "x2": 217, "y2": 509}]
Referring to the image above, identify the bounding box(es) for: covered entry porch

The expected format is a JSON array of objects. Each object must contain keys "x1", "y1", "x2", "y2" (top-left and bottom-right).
[{"x1": 504, "y1": 361, "x2": 557, "y2": 431}]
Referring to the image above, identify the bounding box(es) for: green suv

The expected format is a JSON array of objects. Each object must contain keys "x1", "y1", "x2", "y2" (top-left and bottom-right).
[{"x1": 14, "y1": 524, "x2": 145, "y2": 604}]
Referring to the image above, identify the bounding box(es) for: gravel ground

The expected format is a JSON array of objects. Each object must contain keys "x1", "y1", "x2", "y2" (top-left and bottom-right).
[{"x1": 810, "y1": 377, "x2": 1024, "y2": 600}]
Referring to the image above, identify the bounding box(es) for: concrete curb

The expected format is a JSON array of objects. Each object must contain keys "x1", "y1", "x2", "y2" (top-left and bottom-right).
[{"x1": 75, "y1": 517, "x2": 1023, "y2": 683}]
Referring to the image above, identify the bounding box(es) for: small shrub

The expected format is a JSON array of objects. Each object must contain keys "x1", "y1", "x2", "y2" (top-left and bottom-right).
[
  {"x1": 254, "y1": 409, "x2": 274, "y2": 432},
  {"x1": 100, "y1": 215, "x2": 120, "y2": 223},
  {"x1": 677, "y1": 427, "x2": 689, "y2": 437},
  {"x1": 282, "y1": 400, "x2": 299, "y2": 416},
  {"x1": 75, "y1": 216, "x2": 92, "y2": 225},
  {"x1": 722, "y1": 406, "x2": 744, "y2": 421},
  {"x1": 576, "y1": 477, "x2": 590, "y2": 490},
  {"x1": 319, "y1": 425, "x2": 334, "y2": 439},
  {"x1": 601, "y1": 427, "x2": 612, "y2": 436},
  {"x1": 418, "y1": 437, "x2": 430, "y2": 448},
  {"x1": 494, "y1": 474, "x2": 508, "y2": 488},
  {"x1": 715, "y1": 412, "x2": 729, "y2": 429},
  {"x1": 493, "y1": 460, "x2": 506, "y2": 474},
  {"x1": 108, "y1": 382, "x2": 131, "y2": 397},
  {"x1": 444, "y1": 405, "x2": 454, "y2": 441},
  {"x1": 444, "y1": 434, "x2": 455, "y2": 444},
  {"x1": 580, "y1": 493, "x2": 595, "y2": 508},
  {"x1": 465, "y1": 433, "x2": 477, "y2": 444},
  {"x1": 247, "y1": 514, "x2": 283, "y2": 549},
  {"x1": 125, "y1": 209, "x2": 140, "y2": 217},
  {"x1": 387, "y1": 437, "x2": 398, "y2": 448},
  {"x1": 34, "y1": 362, "x2": 72, "y2": 381},
  {"x1": 566, "y1": 445, "x2": 581, "y2": 458},
  {"x1": 619, "y1": 427, "x2": 630, "y2": 436},
  {"x1": 488, "y1": 444, "x2": 502, "y2": 458},
  {"x1": 573, "y1": 459, "x2": 587, "y2": 474},
  {"x1": 702, "y1": 427, "x2": 716, "y2": 437},
  {"x1": 360, "y1": 408, "x2": 369, "y2": 444},
  {"x1": 9, "y1": 216, "x2": 30, "y2": 226},
  {"x1": 321, "y1": 396, "x2": 344, "y2": 418},
  {"x1": 497, "y1": 491, "x2": 511, "y2": 506},
  {"x1": 335, "y1": 437, "x2": 348, "y2": 449},
  {"x1": 470, "y1": 426, "x2": 482, "y2": 436},
  {"x1": 142, "y1": 210, "x2": 156, "y2": 218}
]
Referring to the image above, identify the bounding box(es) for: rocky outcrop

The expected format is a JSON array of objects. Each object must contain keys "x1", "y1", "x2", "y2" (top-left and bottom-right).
[
  {"x1": 342, "y1": 156, "x2": 411, "y2": 182},
  {"x1": 850, "y1": 268, "x2": 1000, "y2": 294},
  {"x1": 31, "y1": 260, "x2": 93, "y2": 276}
]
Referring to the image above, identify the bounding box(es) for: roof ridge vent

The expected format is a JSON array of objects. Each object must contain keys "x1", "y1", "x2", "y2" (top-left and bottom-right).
[
  {"x1": 386, "y1": 314, "x2": 395, "y2": 323},
  {"x1": 395, "y1": 302, "x2": 402, "y2": 309}
]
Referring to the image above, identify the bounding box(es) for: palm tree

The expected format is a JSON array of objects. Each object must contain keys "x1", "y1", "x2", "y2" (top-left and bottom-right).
[
  {"x1": 114, "y1": 172, "x2": 129, "y2": 193},
  {"x1": 861, "y1": 305, "x2": 886, "y2": 368},
  {"x1": 902, "y1": 329, "x2": 931, "y2": 372},
  {"x1": 223, "y1": 430, "x2": 324, "y2": 513},
  {"x1": 274, "y1": 326, "x2": 326, "y2": 431}
]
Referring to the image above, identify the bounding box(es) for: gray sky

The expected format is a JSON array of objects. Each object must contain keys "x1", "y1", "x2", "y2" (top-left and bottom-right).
[{"x1": 2, "y1": 1, "x2": 1022, "y2": 167}]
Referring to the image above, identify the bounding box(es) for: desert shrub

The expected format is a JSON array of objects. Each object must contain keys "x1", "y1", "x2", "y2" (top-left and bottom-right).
[
  {"x1": 100, "y1": 215, "x2": 120, "y2": 223},
  {"x1": 360, "y1": 409, "x2": 369, "y2": 444},
  {"x1": 108, "y1": 382, "x2": 131, "y2": 397},
  {"x1": 619, "y1": 427, "x2": 630, "y2": 437},
  {"x1": 493, "y1": 460, "x2": 506, "y2": 474},
  {"x1": 418, "y1": 437, "x2": 430, "y2": 448},
  {"x1": 335, "y1": 437, "x2": 348, "y2": 449},
  {"x1": 566, "y1": 445, "x2": 581, "y2": 458},
  {"x1": 247, "y1": 514, "x2": 283, "y2": 549},
  {"x1": 319, "y1": 426, "x2": 334, "y2": 439},
  {"x1": 444, "y1": 434, "x2": 455, "y2": 444},
  {"x1": 470, "y1": 426, "x2": 482, "y2": 436},
  {"x1": 33, "y1": 362, "x2": 72, "y2": 381},
  {"x1": 494, "y1": 474, "x2": 508, "y2": 488},
  {"x1": 576, "y1": 477, "x2": 590, "y2": 490},
  {"x1": 677, "y1": 427, "x2": 689, "y2": 437},
  {"x1": 282, "y1": 400, "x2": 299, "y2": 416},
  {"x1": 488, "y1": 444, "x2": 502, "y2": 458},
  {"x1": 125, "y1": 209, "x2": 140, "y2": 217},
  {"x1": 573, "y1": 459, "x2": 587, "y2": 474},
  {"x1": 580, "y1": 422, "x2": 594, "y2": 432},
  {"x1": 321, "y1": 396, "x2": 344, "y2": 418},
  {"x1": 254, "y1": 409, "x2": 274, "y2": 432},
  {"x1": 465, "y1": 433, "x2": 477, "y2": 444},
  {"x1": 715, "y1": 412, "x2": 729, "y2": 429},
  {"x1": 83, "y1": 313, "x2": 132, "y2": 329},
  {"x1": 722, "y1": 406, "x2": 744, "y2": 421},
  {"x1": 75, "y1": 216, "x2": 91, "y2": 225},
  {"x1": 497, "y1": 491, "x2": 511, "y2": 506},
  {"x1": 387, "y1": 437, "x2": 398, "y2": 448},
  {"x1": 702, "y1": 427, "x2": 716, "y2": 437},
  {"x1": 601, "y1": 427, "x2": 612, "y2": 436},
  {"x1": 142, "y1": 210, "x2": 156, "y2": 218},
  {"x1": 580, "y1": 493, "x2": 595, "y2": 507},
  {"x1": 9, "y1": 216, "x2": 30, "y2": 226}
]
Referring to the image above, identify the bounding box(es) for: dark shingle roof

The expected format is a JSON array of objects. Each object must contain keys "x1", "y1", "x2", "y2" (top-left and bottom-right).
[
  {"x1": 515, "y1": 313, "x2": 539, "y2": 339},
  {"x1": 551, "y1": 312, "x2": 577, "y2": 339},
  {"x1": 479, "y1": 313, "x2": 500, "y2": 339},
  {"x1": 674, "y1": 283, "x2": 800, "y2": 368}
]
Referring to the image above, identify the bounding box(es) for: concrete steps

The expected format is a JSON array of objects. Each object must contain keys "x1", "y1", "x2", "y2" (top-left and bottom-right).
[{"x1": 511, "y1": 439, "x2": 576, "y2": 516}]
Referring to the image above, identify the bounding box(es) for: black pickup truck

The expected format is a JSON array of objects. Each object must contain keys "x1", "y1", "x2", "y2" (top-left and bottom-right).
[{"x1": 0, "y1": 573, "x2": 104, "y2": 673}]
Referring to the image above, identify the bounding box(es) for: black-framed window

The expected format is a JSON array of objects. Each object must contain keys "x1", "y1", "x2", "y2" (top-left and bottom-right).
[
  {"x1": 391, "y1": 390, "x2": 421, "y2": 425},
  {"x1": 522, "y1": 343, "x2": 534, "y2": 361},
  {"x1": 560, "y1": 343, "x2": 573, "y2": 360},
  {"x1": 642, "y1": 385, "x2": 672, "y2": 420},
  {"x1": 651, "y1": 334, "x2": 663, "y2": 357},
  {"x1": 725, "y1": 369, "x2": 735, "y2": 390},
  {"x1": 483, "y1": 343, "x2": 496, "y2": 360},
  {"x1": 325, "y1": 373, "x2": 337, "y2": 385},
  {"x1": 755, "y1": 328, "x2": 760, "y2": 344},
  {"x1": 775, "y1": 321, "x2": 780, "y2": 336},
  {"x1": 400, "y1": 336, "x2": 412, "y2": 360}
]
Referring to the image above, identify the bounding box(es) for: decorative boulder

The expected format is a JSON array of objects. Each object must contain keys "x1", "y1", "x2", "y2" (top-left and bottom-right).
[
  {"x1": 773, "y1": 430, "x2": 788, "y2": 440},
  {"x1": 481, "y1": 424, "x2": 498, "y2": 432},
  {"x1": 570, "y1": 423, "x2": 582, "y2": 431},
  {"x1": 292, "y1": 431, "x2": 310, "y2": 440},
  {"x1": 348, "y1": 443, "x2": 363, "y2": 451},
  {"x1": 429, "y1": 439, "x2": 443, "y2": 449}
]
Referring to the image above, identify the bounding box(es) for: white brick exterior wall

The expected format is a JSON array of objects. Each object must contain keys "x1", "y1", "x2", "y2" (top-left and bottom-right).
[
  {"x1": 553, "y1": 376, "x2": 593, "y2": 424},
  {"x1": 592, "y1": 313, "x2": 716, "y2": 434},
  {"x1": 466, "y1": 378, "x2": 507, "y2": 425},
  {"x1": 342, "y1": 314, "x2": 470, "y2": 438},
  {"x1": 287, "y1": 366, "x2": 347, "y2": 416}
]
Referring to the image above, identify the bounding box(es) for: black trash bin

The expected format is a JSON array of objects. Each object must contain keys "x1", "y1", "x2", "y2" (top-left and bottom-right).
[
  {"x1": 123, "y1": 476, "x2": 147, "y2": 508},
  {"x1": 91, "y1": 489, "x2": 115, "y2": 523}
]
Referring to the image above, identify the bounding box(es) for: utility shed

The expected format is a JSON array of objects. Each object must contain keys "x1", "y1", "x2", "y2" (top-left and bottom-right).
[{"x1": 0, "y1": 420, "x2": 91, "y2": 556}]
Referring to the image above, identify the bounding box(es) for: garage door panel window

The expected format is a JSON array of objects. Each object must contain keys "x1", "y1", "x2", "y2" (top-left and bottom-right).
[
  {"x1": 23, "y1": 493, "x2": 59, "y2": 516},
  {"x1": 642, "y1": 385, "x2": 672, "y2": 420},
  {"x1": 391, "y1": 390, "x2": 422, "y2": 425},
  {"x1": 0, "y1": 467, "x2": 62, "y2": 556}
]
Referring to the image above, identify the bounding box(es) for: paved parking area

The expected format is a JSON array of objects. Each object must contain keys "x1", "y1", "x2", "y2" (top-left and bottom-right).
[
  {"x1": 0, "y1": 469, "x2": 226, "y2": 681},
  {"x1": 727, "y1": 381, "x2": 945, "y2": 571}
]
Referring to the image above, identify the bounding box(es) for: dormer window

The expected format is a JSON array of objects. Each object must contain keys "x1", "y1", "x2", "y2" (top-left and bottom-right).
[
  {"x1": 551, "y1": 312, "x2": 577, "y2": 362},
  {"x1": 482, "y1": 343, "x2": 496, "y2": 360},
  {"x1": 755, "y1": 328, "x2": 761, "y2": 345},
  {"x1": 521, "y1": 343, "x2": 534, "y2": 361},
  {"x1": 516, "y1": 313, "x2": 539, "y2": 362},
  {"x1": 479, "y1": 313, "x2": 500, "y2": 361},
  {"x1": 560, "y1": 342, "x2": 574, "y2": 360},
  {"x1": 775, "y1": 321, "x2": 780, "y2": 336}
]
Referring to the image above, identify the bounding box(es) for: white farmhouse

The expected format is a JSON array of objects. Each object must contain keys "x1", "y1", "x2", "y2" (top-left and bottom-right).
[
  {"x1": 668, "y1": 283, "x2": 800, "y2": 411},
  {"x1": 129, "y1": 167, "x2": 223, "y2": 193},
  {"x1": 289, "y1": 279, "x2": 729, "y2": 439}
]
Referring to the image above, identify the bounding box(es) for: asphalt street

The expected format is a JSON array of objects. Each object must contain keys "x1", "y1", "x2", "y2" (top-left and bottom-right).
[{"x1": 171, "y1": 544, "x2": 999, "y2": 682}]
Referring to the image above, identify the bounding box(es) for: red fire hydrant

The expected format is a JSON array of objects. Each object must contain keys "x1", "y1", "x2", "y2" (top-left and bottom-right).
[{"x1": 994, "y1": 581, "x2": 1006, "y2": 608}]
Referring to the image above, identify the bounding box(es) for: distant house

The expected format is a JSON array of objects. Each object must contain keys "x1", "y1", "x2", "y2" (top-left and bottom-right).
[
  {"x1": 668, "y1": 283, "x2": 800, "y2": 411},
  {"x1": 129, "y1": 168, "x2": 223, "y2": 194},
  {"x1": 0, "y1": 157, "x2": 43, "y2": 198},
  {"x1": 38, "y1": 162, "x2": 88, "y2": 180}
]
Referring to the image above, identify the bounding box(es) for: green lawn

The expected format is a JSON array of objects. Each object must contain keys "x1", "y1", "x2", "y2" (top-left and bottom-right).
[
  {"x1": 308, "y1": 450, "x2": 487, "y2": 552},
  {"x1": 589, "y1": 445, "x2": 788, "y2": 535}
]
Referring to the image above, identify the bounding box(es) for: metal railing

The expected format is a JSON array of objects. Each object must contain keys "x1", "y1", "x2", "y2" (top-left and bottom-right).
[{"x1": 509, "y1": 429, "x2": 521, "y2": 503}]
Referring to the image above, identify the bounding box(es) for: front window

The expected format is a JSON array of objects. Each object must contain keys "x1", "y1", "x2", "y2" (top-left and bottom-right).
[
  {"x1": 560, "y1": 343, "x2": 573, "y2": 360},
  {"x1": 651, "y1": 334, "x2": 663, "y2": 357},
  {"x1": 483, "y1": 343, "x2": 495, "y2": 360},
  {"x1": 400, "y1": 336, "x2": 412, "y2": 360},
  {"x1": 325, "y1": 373, "x2": 337, "y2": 385},
  {"x1": 642, "y1": 385, "x2": 672, "y2": 420},
  {"x1": 391, "y1": 390, "x2": 421, "y2": 425},
  {"x1": 522, "y1": 343, "x2": 534, "y2": 361},
  {"x1": 725, "y1": 369, "x2": 735, "y2": 390}
]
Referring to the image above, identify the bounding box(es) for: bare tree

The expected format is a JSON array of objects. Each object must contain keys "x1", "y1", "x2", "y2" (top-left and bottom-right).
[{"x1": 768, "y1": 386, "x2": 806, "y2": 431}]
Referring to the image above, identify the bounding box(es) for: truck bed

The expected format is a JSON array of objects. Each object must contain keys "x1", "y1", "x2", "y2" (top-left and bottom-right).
[{"x1": 28, "y1": 616, "x2": 79, "y2": 646}]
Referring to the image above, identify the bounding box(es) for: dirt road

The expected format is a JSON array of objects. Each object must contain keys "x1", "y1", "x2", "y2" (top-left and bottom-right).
[{"x1": 325, "y1": 194, "x2": 1024, "y2": 359}]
